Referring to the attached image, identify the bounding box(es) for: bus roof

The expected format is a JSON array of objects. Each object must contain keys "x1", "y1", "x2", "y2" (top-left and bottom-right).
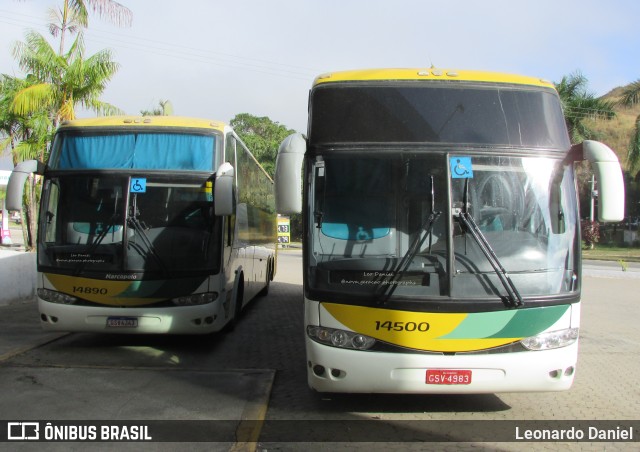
[
  {"x1": 313, "y1": 68, "x2": 555, "y2": 89},
  {"x1": 57, "y1": 116, "x2": 227, "y2": 132}
]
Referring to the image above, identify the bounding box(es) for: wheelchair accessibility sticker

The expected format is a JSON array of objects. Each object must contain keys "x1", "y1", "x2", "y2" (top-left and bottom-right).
[
  {"x1": 130, "y1": 178, "x2": 147, "y2": 193},
  {"x1": 450, "y1": 157, "x2": 474, "y2": 179}
]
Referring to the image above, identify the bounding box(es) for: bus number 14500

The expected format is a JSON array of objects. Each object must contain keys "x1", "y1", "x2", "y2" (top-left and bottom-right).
[{"x1": 375, "y1": 321, "x2": 430, "y2": 332}]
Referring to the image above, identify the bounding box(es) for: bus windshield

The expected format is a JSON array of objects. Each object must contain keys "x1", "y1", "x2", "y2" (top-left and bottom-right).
[
  {"x1": 39, "y1": 173, "x2": 221, "y2": 277},
  {"x1": 309, "y1": 83, "x2": 570, "y2": 150},
  {"x1": 307, "y1": 152, "x2": 579, "y2": 305}
]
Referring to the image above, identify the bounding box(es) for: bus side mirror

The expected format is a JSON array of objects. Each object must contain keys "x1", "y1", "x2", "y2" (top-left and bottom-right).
[
  {"x1": 6, "y1": 160, "x2": 45, "y2": 211},
  {"x1": 275, "y1": 133, "x2": 305, "y2": 214},
  {"x1": 214, "y1": 162, "x2": 235, "y2": 216},
  {"x1": 580, "y1": 140, "x2": 625, "y2": 222}
]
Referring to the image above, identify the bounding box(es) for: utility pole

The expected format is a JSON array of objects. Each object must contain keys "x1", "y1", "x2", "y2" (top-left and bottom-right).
[
  {"x1": 1, "y1": 171, "x2": 13, "y2": 245},
  {"x1": 589, "y1": 174, "x2": 597, "y2": 222}
]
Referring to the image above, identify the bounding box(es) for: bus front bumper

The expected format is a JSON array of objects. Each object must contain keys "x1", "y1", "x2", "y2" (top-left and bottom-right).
[
  {"x1": 37, "y1": 299, "x2": 226, "y2": 335},
  {"x1": 305, "y1": 339, "x2": 578, "y2": 394}
]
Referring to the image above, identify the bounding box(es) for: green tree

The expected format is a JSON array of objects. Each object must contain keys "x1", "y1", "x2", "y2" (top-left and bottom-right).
[
  {"x1": 141, "y1": 99, "x2": 174, "y2": 116},
  {"x1": 4, "y1": 0, "x2": 128, "y2": 248},
  {"x1": 0, "y1": 75, "x2": 52, "y2": 248},
  {"x1": 230, "y1": 113, "x2": 296, "y2": 177},
  {"x1": 618, "y1": 80, "x2": 640, "y2": 172},
  {"x1": 556, "y1": 72, "x2": 619, "y2": 222},
  {"x1": 11, "y1": 31, "x2": 123, "y2": 127},
  {"x1": 8, "y1": 31, "x2": 122, "y2": 249},
  {"x1": 0, "y1": 75, "x2": 32, "y2": 163},
  {"x1": 230, "y1": 113, "x2": 300, "y2": 240},
  {"x1": 49, "y1": 0, "x2": 132, "y2": 55},
  {"x1": 555, "y1": 71, "x2": 616, "y2": 143}
]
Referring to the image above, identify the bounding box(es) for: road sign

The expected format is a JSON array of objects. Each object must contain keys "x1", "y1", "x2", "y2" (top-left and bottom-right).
[{"x1": 277, "y1": 216, "x2": 291, "y2": 245}]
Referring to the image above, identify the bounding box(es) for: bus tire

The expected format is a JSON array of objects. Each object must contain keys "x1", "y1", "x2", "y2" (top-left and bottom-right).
[
  {"x1": 258, "y1": 258, "x2": 272, "y2": 297},
  {"x1": 225, "y1": 272, "x2": 244, "y2": 332},
  {"x1": 234, "y1": 274, "x2": 245, "y2": 320}
]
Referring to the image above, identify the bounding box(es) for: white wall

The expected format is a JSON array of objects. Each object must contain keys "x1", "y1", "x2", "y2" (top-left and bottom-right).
[{"x1": 0, "y1": 251, "x2": 36, "y2": 305}]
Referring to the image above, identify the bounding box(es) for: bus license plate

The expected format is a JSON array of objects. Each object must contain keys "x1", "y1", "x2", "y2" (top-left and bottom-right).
[
  {"x1": 426, "y1": 369, "x2": 472, "y2": 385},
  {"x1": 106, "y1": 317, "x2": 138, "y2": 328}
]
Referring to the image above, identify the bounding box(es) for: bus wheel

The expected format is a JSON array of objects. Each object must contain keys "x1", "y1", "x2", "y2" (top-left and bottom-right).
[
  {"x1": 258, "y1": 258, "x2": 272, "y2": 297},
  {"x1": 234, "y1": 276, "x2": 245, "y2": 320},
  {"x1": 225, "y1": 274, "x2": 244, "y2": 332}
]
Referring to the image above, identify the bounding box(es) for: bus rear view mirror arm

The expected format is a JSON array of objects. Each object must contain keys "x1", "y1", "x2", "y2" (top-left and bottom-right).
[
  {"x1": 214, "y1": 162, "x2": 235, "y2": 216},
  {"x1": 275, "y1": 133, "x2": 305, "y2": 215},
  {"x1": 571, "y1": 141, "x2": 625, "y2": 222},
  {"x1": 6, "y1": 159, "x2": 45, "y2": 211}
]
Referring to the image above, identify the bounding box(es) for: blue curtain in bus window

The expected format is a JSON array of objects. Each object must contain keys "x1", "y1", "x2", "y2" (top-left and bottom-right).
[
  {"x1": 58, "y1": 135, "x2": 135, "y2": 169},
  {"x1": 132, "y1": 134, "x2": 214, "y2": 170}
]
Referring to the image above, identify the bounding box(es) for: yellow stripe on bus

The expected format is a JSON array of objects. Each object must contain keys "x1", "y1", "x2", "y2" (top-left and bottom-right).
[
  {"x1": 44, "y1": 273, "x2": 164, "y2": 306},
  {"x1": 313, "y1": 68, "x2": 554, "y2": 89},
  {"x1": 322, "y1": 303, "x2": 521, "y2": 352}
]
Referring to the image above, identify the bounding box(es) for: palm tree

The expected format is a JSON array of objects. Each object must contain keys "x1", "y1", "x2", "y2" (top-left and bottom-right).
[
  {"x1": 7, "y1": 31, "x2": 123, "y2": 248},
  {"x1": 5, "y1": 1, "x2": 130, "y2": 249},
  {"x1": 0, "y1": 75, "x2": 51, "y2": 165},
  {"x1": 11, "y1": 30, "x2": 123, "y2": 127},
  {"x1": 619, "y1": 80, "x2": 640, "y2": 171},
  {"x1": 0, "y1": 76, "x2": 25, "y2": 160},
  {"x1": 555, "y1": 71, "x2": 616, "y2": 143},
  {"x1": 141, "y1": 99, "x2": 174, "y2": 116},
  {"x1": 48, "y1": 0, "x2": 132, "y2": 55},
  {"x1": 0, "y1": 75, "x2": 52, "y2": 249},
  {"x1": 555, "y1": 72, "x2": 619, "y2": 224}
]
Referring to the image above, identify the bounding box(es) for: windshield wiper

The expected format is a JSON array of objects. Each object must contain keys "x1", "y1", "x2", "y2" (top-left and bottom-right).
[
  {"x1": 457, "y1": 179, "x2": 523, "y2": 308},
  {"x1": 377, "y1": 175, "x2": 441, "y2": 302},
  {"x1": 72, "y1": 213, "x2": 121, "y2": 276},
  {"x1": 73, "y1": 190, "x2": 121, "y2": 276},
  {"x1": 127, "y1": 194, "x2": 168, "y2": 275}
]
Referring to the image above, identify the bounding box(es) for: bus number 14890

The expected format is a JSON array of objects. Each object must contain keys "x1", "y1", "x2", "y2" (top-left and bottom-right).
[{"x1": 73, "y1": 286, "x2": 108, "y2": 295}]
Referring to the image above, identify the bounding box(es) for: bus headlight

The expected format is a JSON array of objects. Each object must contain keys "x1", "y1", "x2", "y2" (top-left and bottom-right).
[
  {"x1": 520, "y1": 328, "x2": 579, "y2": 351},
  {"x1": 37, "y1": 288, "x2": 77, "y2": 305},
  {"x1": 171, "y1": 292, "x2": 218, "y2": 306},
  {"x1": 307, "y1": 326, "x2": 376, "y2": 350}
]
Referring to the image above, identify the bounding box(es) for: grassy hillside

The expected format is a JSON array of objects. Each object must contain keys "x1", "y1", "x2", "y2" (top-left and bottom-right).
[
  {"x1": 582, "y1": 84, "x2": 640, "y2": 235},
  {"x1": 585, "y1": 85, "x2": 640, "y2": 173}
]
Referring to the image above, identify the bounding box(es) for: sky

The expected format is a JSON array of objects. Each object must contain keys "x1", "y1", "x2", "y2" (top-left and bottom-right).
[{"x1": 1, "y1": 0, "x2": 640, "y2": 169}]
